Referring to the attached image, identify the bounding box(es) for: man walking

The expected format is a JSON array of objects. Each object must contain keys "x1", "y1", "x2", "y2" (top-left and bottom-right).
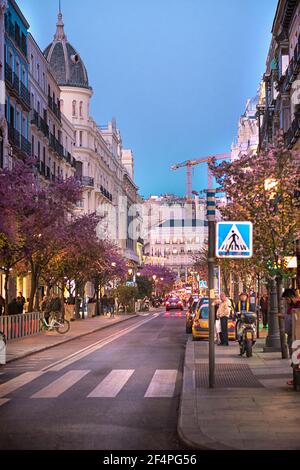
[
  {"x1": 217, "y1": 292, "x2": 231, "y2": 346},
  {"x1": 259, "y1": 294, "x2": 268, "y2": 328}
]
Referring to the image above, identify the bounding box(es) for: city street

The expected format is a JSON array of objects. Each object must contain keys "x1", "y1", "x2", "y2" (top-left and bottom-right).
[{"x1": 0, "y1": 310, "x2": 189, "y2": 450}]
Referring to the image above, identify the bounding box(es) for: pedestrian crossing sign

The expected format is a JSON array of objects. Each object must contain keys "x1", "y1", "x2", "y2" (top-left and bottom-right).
[{"x1": 216, "y1": 222, "x2": 253, "y2": 258}]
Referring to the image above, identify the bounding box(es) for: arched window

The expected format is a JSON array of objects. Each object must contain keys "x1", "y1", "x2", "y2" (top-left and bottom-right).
[
  {"x1": 79, "y1": 101, "x2": 83, "y2": 117},
  {"x1": 72, "y1": 100, "x2": 77, "y2": 117}
]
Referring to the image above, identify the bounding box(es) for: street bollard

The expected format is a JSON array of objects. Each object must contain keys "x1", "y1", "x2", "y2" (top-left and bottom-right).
[{"x1": 0, "y1": 331, "x2": 7, "y2": 365}]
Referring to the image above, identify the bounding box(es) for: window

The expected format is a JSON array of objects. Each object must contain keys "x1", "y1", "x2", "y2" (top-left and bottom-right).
[
  {"x1": 72, "y1": 100, "x2": 76, "y2": 117},
  {"x1": 60, "y1": 99, "x2": 64, "y2": 113},
  {"x1": 79, "y1": 101, "x2": 83, "y2": 117},
  {"x1": 37, "y1": 63, "x2": 40, "y2": 83},
  {"x1": 74, "y1": 131, "x2": 77, "y2": 146},
  {"x1": 79, "y1": 131, "x2": 83, "y2": 147},
  {"x1": 30, "y1": 54, "x2": 34, "y2": 74}
]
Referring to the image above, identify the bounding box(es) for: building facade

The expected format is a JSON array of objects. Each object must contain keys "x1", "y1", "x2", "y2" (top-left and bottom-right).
[
  {"x1": 4, "y1": 0, "x2": 31, "y2": 167},
  {"x1": 0, "y1": 0, "x2": 8, "y2": 169},
  {"x1": 43, "y1": 8, "x2": 142, "y2": 266},
  {"x1": 231, "y1": 95, "x2": 259, "y2": 160},
  {"x1": 28, "y1": 33, "x2": 76, "y2": 183},
  {"x1": 258, "y1": 0, "x2": 300, "y2": 287}
]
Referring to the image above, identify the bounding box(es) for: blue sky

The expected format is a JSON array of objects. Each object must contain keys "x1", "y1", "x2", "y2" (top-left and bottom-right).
[{"x1": 17, "y1": 0, "x2": 278, "y2": 198}]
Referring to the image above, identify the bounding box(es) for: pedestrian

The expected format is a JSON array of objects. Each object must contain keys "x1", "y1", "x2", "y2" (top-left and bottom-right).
[
  {"x1": 214, "y1": 296, "x2": 221, "y2": 345},
  {"x1": 41, "y1": 293, "x2": 52, "y2": 323},
  {"x1": 259, "y1": 294, "x2": 268, "y2": 328},
  {"x1": 8, "y1": 298, "x2": 19, "y2": 315},
  {"x1": 17, "y1": 291, "x2": 26, "y2": 314},
  {"x1": 217, "y1": 292, "x2": 231, "y2": 346},
  {"x1": 102, "y1": 294, "x2": 109, "y2": 315},
  {"x1": 109, "y1": 295, "x2": 115, "y2": 318},
  {"x1": 235, "y1": 292, "x2": 250, "y2": 318},
  {"x1": 0, "y1": 295, "x2": 5, "y2": 316},
  {"x1": 281, "y1": 289, "x2": 300, "y2": 386}
]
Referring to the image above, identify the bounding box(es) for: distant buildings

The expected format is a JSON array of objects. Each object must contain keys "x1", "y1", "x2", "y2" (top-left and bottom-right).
[
  {"x1": 0, "y1": 1, "x2": 143, "y2": 301},
  {"x1": 143, "y1": 194, "x2": 208, "y2": 281},
  {"x1": 231, "y1": 95, "x2": 259, "y2": 160}
]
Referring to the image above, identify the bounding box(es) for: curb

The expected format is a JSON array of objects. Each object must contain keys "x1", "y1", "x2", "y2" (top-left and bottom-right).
[
  {"x1": 177, "y1": 337, "x2": 235, "y2": 451},
  {"x1": 5, "y1": 314, "x2": 139, "y2": 364}
]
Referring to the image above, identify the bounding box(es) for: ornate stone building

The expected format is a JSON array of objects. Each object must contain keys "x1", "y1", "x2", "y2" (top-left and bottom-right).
[{"x1": 43, "y1": 8, "x2": 143, "y2": 265}]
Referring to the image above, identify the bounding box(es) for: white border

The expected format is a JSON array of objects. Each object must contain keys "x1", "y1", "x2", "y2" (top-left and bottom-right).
[{"x1": 216, "y1": 221, "x2": 253, "y2": 259}]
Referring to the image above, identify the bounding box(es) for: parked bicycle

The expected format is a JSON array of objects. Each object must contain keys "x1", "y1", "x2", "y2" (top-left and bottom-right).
[{"x1": 40, "y1": 312, "x2": 70, "y2": 334}]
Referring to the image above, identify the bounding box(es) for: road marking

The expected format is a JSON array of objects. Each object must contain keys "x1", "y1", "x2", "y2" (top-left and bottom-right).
[
  {"x1": 43, "y1": 313, "x2": 160, "y2": 373},
  {"x1": 88, "y1": 369, "x2": 135, "y2": 398},
  {"x1": 144, "y1": 370, "x2": 178, "y2": 398},
  {"x1": 0, "y1": 371, "x2": 44, "y2": 398},
  {"x1": 31, "y1": 370, "x2": 90, "y2": 398},
  {"x1": 0, "y1": 399, "x2": 10, "y2": 407}
]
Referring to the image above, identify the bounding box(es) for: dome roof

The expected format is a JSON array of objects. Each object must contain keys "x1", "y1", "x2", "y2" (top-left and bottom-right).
[{"x1": 44, "y1": 11, "x2": 90, "y2": 89}]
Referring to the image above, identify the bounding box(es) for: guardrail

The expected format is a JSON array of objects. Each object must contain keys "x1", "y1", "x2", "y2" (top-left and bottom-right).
[{"x1": 0, "y1": 313, "x2": 43, "y2": 341}]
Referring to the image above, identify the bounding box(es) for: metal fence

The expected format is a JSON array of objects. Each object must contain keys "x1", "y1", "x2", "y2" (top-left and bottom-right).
[{"x1": 0, "y1": 313, "x2": 43, "y2": 341}]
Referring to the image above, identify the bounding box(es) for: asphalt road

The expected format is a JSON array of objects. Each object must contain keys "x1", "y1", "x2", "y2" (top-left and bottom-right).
[{"x1": 0, "y1": 310, "x2": 189, "y2": 450}]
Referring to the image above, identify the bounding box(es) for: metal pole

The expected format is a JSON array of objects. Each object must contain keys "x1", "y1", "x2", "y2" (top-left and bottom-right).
[
  {"x1": 264, "y1": 278, "x2": 281, "y2": 351},
  {"x1": 207, "y1": 190, "x2": 216, "y2": 388}
]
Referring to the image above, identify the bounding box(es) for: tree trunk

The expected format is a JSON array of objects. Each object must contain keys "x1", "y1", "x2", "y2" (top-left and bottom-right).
[
  {"x1": 276, "y1": 276, "x2": 288, "y2": 359},
  {"x1": 95, "y1": 279, "x2": 100, "y2": 316},
  {"x1": 74, "y1": 284, "x2": 81, "y2": 319},
  {"x1": 4, "y1": 270, "x2": 10, "y2": 315},
  {"x1": 29, "y1": 261, "x2": 38, "y2": 313}
]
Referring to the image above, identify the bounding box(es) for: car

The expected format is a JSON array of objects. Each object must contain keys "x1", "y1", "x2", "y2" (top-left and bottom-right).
[
  {"x1": 165, "y1": 297, "x2": 183, "y2": 311},
  {"x1": 186, "y1": 299, "x2": 198, "y2": 333},
  {"x1": 192, "y1": 304, "x2": 236, "y2": 341}
]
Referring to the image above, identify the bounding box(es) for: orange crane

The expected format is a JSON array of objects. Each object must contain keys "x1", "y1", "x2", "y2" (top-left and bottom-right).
[{"x1": 171, "y1": 153, "x2": 231, "y2": 199}]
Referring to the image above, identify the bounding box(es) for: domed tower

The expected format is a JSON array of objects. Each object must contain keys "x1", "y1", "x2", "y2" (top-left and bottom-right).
[{"x1": 44, "y1": 6, "x2": 92, "y2": 129}]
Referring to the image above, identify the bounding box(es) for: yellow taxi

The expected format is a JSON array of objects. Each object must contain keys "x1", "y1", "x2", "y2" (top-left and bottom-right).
[{"x1": 192, "y1": 304, "x2": 236, "y2": 341}]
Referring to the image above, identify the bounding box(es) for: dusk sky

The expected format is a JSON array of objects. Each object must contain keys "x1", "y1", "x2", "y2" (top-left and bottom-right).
[{"x1": 18, "y1": 0, "x2": 278, "y2": 198}]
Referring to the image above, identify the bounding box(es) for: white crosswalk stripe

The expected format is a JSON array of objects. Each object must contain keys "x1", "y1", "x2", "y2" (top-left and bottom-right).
[
  {"x1": 0, "y1": 368, "x2": 179, "y2": 399},
  {"x1": 144, "y1": 370, "x2": 178, "y2": 398},
  {"x1": 0, "y1": 371, "x2": 44, "y2": 398},
  {"x1": 88, "y1": 370, "x2": 135, "y2": 398},
  {"x1": 31, "y1": 370, "x2": 90, "y2": 398}
]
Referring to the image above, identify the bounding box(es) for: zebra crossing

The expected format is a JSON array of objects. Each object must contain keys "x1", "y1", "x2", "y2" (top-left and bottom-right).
[{"x1": 0, "y1": 368, "x2": 179, "y2": 401}]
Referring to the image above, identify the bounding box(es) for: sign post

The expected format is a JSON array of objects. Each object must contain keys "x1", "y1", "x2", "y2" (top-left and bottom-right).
[{"x1": 207, "y1": 190, "x2": 216, "y2": 389}]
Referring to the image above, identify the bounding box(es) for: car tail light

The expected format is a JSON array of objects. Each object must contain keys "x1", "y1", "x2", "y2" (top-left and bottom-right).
[{"x1": 166, "y1": 302, "x2": 170, "y2": 306}]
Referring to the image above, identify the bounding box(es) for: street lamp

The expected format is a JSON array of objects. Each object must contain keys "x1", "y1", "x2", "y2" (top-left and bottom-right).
[{"x1": 264, "y1": 178, "x2": 281, "y2": 352}]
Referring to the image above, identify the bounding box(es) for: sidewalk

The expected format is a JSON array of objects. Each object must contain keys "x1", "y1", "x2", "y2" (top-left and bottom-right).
[
  {"x1": 178, "y1": 336, "x2": 300, "y2": 450},
  {"x1": 5, "y1": 314, "x2": 138, "y2": 363}
]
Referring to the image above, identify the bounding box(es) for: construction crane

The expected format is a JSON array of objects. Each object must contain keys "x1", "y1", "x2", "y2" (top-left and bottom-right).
[{"x1": 171, "y1": 153, "x2": 231, "y2": 199}]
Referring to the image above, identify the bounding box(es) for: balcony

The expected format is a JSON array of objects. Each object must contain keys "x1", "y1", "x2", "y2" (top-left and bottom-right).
[
  {"x1": 30, "y1": 110, "x2": 39, "y2": 127},
  {"x1": 39, "y1": 118, "x2": 49, "y2": 138},
  {"x1": 285, "y1": 116, "x2": 300, "y2": 148},
  {"x1": 8, "y1": 126, "x2": 20, "y2": 148},
  {"x1": 5, "y1": 18, "x2": 27, "y2": 57},
  {"x1": 20, "y1": 82, "x2": 30, "y2": 108},
  {"x1": 21, "y1": 135, "x2": 31, "y2": 156},
  {"x1": 8, "y1": 126, "x2": 31, "y2": 156},
  {"x1": 100, "y1": 185, "x2": 113, "y2": 202},
  {"x1": 48, "y1": 96, "x2": 61, "y2": 122},
  {"x1": 4, "y1": 63, "x2": 13, "y2": 86},
  {"x1": 81, "y1": 176, "x2": 94, "y2": 188},
  {"x1": 12, "y1": 73, "x2": 19, "y2": 94}
]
